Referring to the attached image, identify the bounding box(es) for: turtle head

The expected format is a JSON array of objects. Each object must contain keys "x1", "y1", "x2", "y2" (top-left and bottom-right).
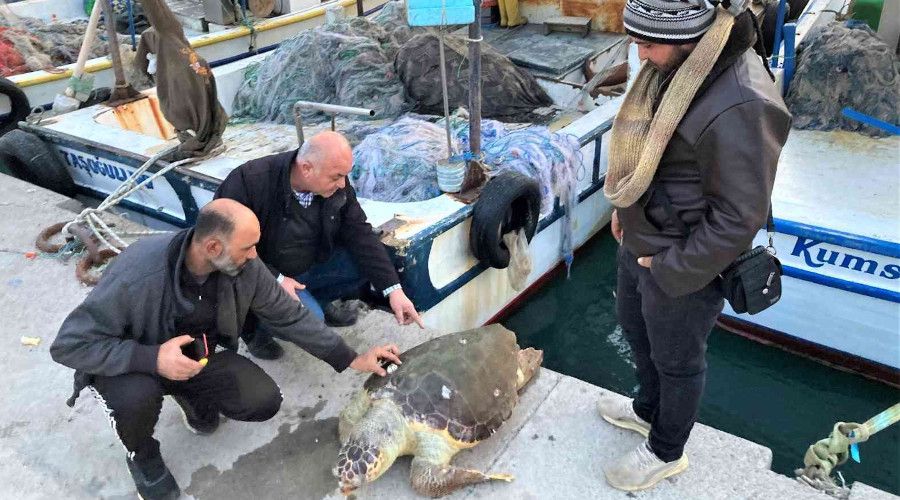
[
  {"x1": 335, "y1": 438, "x2": 389, "y2": 495},
  {"x1": 334, "y1": 401, "x2": 409, "y2": 495}
]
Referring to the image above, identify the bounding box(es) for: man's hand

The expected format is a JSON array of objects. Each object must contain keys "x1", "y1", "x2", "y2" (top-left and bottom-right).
[
  {"x1": 279, "y1": 276, "x2": 306, "y2": 301},
  {"x1": 157, "y1": 335, "x2": 203, "y2": 381},
  {"x1": 388, "y1": 289, "x2": 424, "y2": 328},
  {"x1": 611, "y1": 209, "x2": 623, "y2": 244},
  {"x1": 350, "y1": 344, "x2": 403, "y2": 376},
  {"x1": 637, "y1": 256, "x2": 653, "y2": 268}
]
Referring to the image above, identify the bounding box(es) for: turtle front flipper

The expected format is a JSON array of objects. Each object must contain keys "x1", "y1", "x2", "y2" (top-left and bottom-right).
[
  {"x1": 410, "y1": 458, "x2": 513, "y2": 497},
  {"x1": 409, "y1": 432, "x2": 513, "y2": 497}
]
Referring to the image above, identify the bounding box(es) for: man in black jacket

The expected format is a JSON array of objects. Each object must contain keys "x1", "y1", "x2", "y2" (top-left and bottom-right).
[
  {"x1": 598, "y1": 0, "x2": 791, "y2": 491},
  {"x1": 216, "y1": 131, "x2": 423, "y2": 360},
  {"x1": 51, "y1": 199, "x2": 401, "y2": 500}
]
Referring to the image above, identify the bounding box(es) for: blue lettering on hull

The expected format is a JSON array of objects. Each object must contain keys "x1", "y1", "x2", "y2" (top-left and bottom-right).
[
  {"x1": 790, "y1": 236, "x2": 898, "y2": 281},
  {"x1": 60, "y1": 150, "x2": 155, "y2": 189}
]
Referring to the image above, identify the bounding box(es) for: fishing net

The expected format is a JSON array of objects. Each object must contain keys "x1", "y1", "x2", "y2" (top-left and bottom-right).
[
  {"x1": 395, "y1": 32, "x2": 554, "y2": 123},
  {"x1": 785, "y1": 20, "x2": 899, "y2": 137},
  {"x1": 230, "y1": 1, "x2": 416, "y2": 124},
  {"x1": 350, "y1": 110, "x2": 583, "y2": 272},
  {"x1": 351, "y1": 111, "x2": 582, "y2": 214},
  {"x1": 0, "y1": 16, "x2": 111, "y2": 75},
  {"x1": 350, "y1": 115, "x2": 456, "y2": 201}
]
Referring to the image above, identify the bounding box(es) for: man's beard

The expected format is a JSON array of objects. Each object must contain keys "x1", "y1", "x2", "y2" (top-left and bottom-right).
[
  {"x1": 650, "y1": 46, "x2": 694, "y2": 75},
  {"x1": 211, "y1": 251, "x2": 246, "y2": 277}
]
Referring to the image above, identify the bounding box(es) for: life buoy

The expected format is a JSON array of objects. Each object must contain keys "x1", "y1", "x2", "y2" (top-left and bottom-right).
[
  {"x1": 0, "y1": 77, "x2": 29, "y2": 136},
  {"x1": 0, "y1": 129, "x2": 76, "y2": 196},
  {"x1": 469, "y1": 170, "x2": 541, "y2": 269}
]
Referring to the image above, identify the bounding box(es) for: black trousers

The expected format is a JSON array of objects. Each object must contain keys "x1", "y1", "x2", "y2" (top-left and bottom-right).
[
  {"x1": 91, "y1": 350, "x2": 282, "y2": 464},
  {"x1": 616, "y1": 246, "x2": 724, "y2": 462}
]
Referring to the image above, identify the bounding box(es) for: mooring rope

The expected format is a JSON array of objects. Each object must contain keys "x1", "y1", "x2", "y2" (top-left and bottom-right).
[{"x1": 795, "y1": 403, "x2": 900, "y2": 498}]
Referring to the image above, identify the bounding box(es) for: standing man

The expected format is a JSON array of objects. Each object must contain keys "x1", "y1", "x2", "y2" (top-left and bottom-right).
[
  {"x1": 215, "y1": 131, "x2": 423, "y2": 360},
  {"x1": 51, "y1": 199, "x2": 402, "y2": 500},
  {"x1": 599, "y1": 0, "x2": 791, "y2": 491}
]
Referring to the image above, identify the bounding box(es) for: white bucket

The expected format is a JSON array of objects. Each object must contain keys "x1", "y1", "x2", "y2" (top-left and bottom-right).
[{"x1": 436, "y1": 159, "x2": 465, "y2": 193}]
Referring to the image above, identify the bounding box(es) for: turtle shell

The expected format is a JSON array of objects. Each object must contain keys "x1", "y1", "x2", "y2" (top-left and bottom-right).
[{"x1": 363, "y1": 324, "x2": 521, "y2": 445}]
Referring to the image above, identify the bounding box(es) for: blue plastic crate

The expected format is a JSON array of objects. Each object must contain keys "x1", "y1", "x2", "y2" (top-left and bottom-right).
[{"x1": 407, "y1": 0, "x2": 475, "y2": 26}]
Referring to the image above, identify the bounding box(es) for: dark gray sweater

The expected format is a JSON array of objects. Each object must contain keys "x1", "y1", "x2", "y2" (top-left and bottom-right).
[{"x1": 51, "y1": 229, "x2": 357, "y2": 403}]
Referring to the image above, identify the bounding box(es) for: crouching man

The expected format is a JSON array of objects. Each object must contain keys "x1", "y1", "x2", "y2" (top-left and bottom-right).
[{"x1": 51, "y1": 199, "x2": 401, "y2": 500}]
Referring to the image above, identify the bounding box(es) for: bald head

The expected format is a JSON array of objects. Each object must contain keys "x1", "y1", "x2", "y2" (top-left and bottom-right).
[
  {"x1": 293, "y1": 131, "x2": 353, "y2": 198},
  {"x1": 190, "y1": 199, "x2": 260, "y2": 276},
  {"x1": 300, "y1": 131, "x2": 352, "y2": 164},
  {"x1": 195, "y1": 198, "x2": 258, "y2": 241}
]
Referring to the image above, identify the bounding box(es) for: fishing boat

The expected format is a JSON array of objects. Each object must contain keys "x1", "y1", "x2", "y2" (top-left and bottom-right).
[
  {"x1": 716, "y1": 0, "x2": 900, "y2": 385},
  {"x1": 10, "y1": 0, "x2": 629, "y2": 334},
  {"x1": 0, "y1": 0, "x2": 385, "y2": 118}
]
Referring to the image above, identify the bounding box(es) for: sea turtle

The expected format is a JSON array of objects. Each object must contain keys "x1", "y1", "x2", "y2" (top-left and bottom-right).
[{"x1": 335, "y1": 324, "x2": 543, "y2": 497}]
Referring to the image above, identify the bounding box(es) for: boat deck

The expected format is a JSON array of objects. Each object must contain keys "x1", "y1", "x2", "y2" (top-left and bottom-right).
[
  {"x1": 463, "y1": 23, "x2": 626, "y2": 78},
  {"x1": 772, "y1": 130, "x2": 900, "y2": 243}
]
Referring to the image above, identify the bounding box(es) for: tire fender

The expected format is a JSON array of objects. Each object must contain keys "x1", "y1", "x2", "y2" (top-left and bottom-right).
[
  {"x1": 0, "y1": 77, "x2": 29, "y2": 136},
  {"x1": 0, "y1": 129, "x2": 76, "y2": 196},
  {"x1": 469, "y1": 170, "x2": 541, "y2": 269}
]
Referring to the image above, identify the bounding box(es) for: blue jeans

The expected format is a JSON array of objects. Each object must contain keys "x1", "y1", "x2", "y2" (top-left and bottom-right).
[
  {"x1": 251, "y1": 249, "x2": 364, "y2": 345},
  {"x1": 292, "y1": 248, "x2": 364, "y2": 320}
]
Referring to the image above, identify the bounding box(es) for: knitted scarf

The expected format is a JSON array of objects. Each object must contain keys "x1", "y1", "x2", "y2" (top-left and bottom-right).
[{"x1": 604, "y1": 9, "x2": 735, "y2": 208}]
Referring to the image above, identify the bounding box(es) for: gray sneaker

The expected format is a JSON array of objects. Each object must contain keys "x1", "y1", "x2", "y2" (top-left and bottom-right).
[
  {"x1": 598, "y1": 395, "x2": 650, "y2": 437},
  {"x1": 604, "y1": 441, "x2": 689, "y2": 491}
]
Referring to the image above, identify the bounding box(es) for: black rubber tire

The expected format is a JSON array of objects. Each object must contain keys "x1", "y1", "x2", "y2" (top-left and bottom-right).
[
  {"x1": 469, "y1": 170, "x2": 541, "y2": 269},
  {"x1": 0, "y1": 129, "x2": 76, "y2": 196},
  {"x1": 0, "y1": 77, "x2": 30, "y2": 137}
]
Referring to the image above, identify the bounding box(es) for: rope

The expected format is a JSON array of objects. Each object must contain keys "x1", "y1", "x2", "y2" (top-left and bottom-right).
[
  {"x1": 234, "y1": 0, "x2": 258, "y2": 53},
  {"x1": 126, "y1": 0, "x2": 136, "y2": 50},
  {"x1": 795, "y1": 403, "x2": 900, "y2": 498},
  {"x1": 60, "y1": 145, "x2": 195, "y2": 255}
]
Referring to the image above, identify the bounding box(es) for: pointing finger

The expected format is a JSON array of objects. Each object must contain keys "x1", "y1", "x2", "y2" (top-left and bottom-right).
[{"x1": 409, "y1": 309, "x2": 424, "y2": 329}]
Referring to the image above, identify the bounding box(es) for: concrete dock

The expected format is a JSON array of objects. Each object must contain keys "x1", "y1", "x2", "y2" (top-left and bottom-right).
[{"x1": 0, "y1": 172, "x2": 894, "y2": 500}]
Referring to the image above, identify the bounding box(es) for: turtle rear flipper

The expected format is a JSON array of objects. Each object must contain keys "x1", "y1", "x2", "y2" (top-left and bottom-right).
[
  {"x1": 516, "y1": 347, "x2": 543, "y2": 391},
  {"x1": 410, "y1": 458, "x2": 513, "y2": 497}
]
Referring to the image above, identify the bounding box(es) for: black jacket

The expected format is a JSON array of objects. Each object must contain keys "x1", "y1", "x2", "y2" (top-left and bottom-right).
[
  {"x1": 618, "y1": 12, "x2": 792, "y2": 297},
  {"x1": 50, "y1": 229, "x2": 357, "y2": 404},
  {"x1": 215, "y1": 149, "x2": 400, "y2": 292}
]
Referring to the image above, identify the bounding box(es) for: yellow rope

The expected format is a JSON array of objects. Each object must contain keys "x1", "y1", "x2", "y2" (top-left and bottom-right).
[{"x1": 796, "y1": 403, "x2": 900, "y2": 495}]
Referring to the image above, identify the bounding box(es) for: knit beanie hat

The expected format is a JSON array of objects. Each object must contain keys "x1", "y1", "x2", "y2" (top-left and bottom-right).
[{"x1": 623, "y1": 0, "x2": 717, "y2": 44}]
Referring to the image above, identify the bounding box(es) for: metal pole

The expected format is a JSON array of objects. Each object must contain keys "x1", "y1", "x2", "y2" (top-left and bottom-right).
[
  {"x1": 438, "y1": 30, "x2": 453, "y2": 159},
  {"x1": 100, "y1": 0, "x2": 141, "y2": 103},
  {"x1": 781, "y1": 22, "x2": 796, "y2": 96},
  {"x1": 467, "y1": 0, "x2": 482, "y2": 157},
  {"x1": 101, "y1": 0, "x2": 129, "y2": 88},
  {"x1": 292, "y1": 101, "x2": 374, "y2": 146},
  {"x1": 770, "y1": 0, "x2": 787, "y2": 68}
]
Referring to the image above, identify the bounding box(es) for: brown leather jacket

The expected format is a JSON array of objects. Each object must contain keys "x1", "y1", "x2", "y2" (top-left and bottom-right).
[{"x1": 618, "y1": 13, "x2": 792, "y2": 297}]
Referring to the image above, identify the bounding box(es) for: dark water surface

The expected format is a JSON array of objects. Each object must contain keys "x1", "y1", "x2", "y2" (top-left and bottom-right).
[{"x1": 501, "y1": 232, "x2": 900, "y2": 495}]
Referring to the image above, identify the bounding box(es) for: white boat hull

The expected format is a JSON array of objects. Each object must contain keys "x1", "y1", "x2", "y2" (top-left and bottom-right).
[{"x1": 722, "y1": 225, "x2": 900, "y2": 376}]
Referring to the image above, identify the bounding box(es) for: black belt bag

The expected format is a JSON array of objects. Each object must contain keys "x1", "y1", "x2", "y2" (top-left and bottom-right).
[
  {"x1": 720, "y1": 240, "x2": 782, "y2": 314},
  {"x1": 652, "y1": 183, "x2": 782, "y2": 315}
]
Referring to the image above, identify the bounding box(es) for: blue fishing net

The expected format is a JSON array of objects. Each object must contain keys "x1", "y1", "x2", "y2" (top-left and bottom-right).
[{"x1": 350, "y1": 112, "x2": 584, "y2": 272}]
